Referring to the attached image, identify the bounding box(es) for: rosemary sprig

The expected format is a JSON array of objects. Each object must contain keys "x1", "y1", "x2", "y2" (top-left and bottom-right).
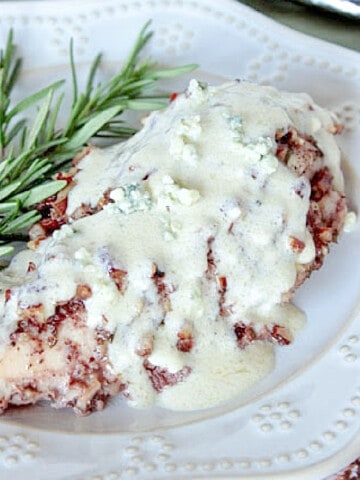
[{"x1": 0, "y1": 21, "x2": 197, "y2": 258}]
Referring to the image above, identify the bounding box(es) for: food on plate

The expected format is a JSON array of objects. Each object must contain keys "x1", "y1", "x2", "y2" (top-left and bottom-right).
[{"x1": 0, "y1": 80, "x2": 352, "y2": 415}]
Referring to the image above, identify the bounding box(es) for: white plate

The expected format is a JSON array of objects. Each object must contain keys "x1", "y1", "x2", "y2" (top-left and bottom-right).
[{"x1": 0, "y1": 0, "x2": 360, "y2": 479}]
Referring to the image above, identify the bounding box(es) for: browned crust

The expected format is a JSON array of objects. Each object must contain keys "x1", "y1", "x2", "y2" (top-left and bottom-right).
[
  {"x1": 275, "y1": 127, "x2": 347, "y2": 300},
  {"x1": 0, "y1": 286, "x2": 124, "y2": 415}
]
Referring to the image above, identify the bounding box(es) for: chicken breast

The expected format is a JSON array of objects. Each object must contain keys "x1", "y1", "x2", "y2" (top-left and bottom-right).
[{"x1": 0, "y1": 80, "x2": 350, "y2": 414}]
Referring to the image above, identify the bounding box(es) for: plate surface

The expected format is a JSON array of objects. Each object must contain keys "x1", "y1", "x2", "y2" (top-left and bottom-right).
[{"x1": 0, "y1": 0, "x2": 360, "y2": 479}]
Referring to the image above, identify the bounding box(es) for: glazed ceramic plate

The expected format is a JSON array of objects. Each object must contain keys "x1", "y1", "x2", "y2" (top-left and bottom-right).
[{"x1": 0, "y1": 0, "x2": 359, "y2": 479}]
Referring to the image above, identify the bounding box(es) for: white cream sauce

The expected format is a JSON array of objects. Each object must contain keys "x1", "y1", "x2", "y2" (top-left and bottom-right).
[{"x1": 0, "y1": 80, "x2": 345, "y2": 410}]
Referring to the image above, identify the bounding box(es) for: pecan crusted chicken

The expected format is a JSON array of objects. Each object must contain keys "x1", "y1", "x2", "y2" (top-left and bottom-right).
[{"x1": 0, "y1": 80, "x2": 351, "y2": 415}]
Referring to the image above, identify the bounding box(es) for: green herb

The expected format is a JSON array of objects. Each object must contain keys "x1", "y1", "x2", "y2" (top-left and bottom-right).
[{"x1": 0, "y1": 21, "x2": 197, "y2": 258}]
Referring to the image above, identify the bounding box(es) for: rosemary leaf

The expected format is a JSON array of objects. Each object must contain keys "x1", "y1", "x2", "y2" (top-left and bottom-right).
[
  {"x1": 14, "y1": 180, "x2": 67, "y2": 208},
  {"x1": 31, "y1": 137, "x2": 68, "y2": 157},
  {"x1": 17, "y1": 160, "x2": 52, "y2": 191},
  {"x1": 0, "y1": 35, "x2": 22, "y2": 101},
  {"x1": 0, "y1": 201, "x2": 18, "y2": 214},
  {"x1": 149, "y1": 64, "x2": 199, "y2": 79},
  {"x1": 5, "y1": 118, "x2": 26, "y2": 145},
  {"x1": 44, "y1": 92, "x2": 64, "y2": 143},
  {"x1": 69, "y1": 38, "x2": 78, "y2": 106},
  {"x1": 6, "y1": 149, "x2": 35, "y2": 182},
  {"x1": 0, "y1": 180, "x2": 22, "y2": 202},
  {"x1": 125, "y1": 98, "x2": 167, "y2": 111},
  {"x1": 0, "y1": 210, "x2": 41, "y2": 235},
  {"x1": 6, "y1": 80, "x2": 65, "y2": 121},
  {"x1": 25, "y1": 90, "x2": 54, "y2": 150},
  {"x1": 85, "y1": 53, "x2": 102, "y2": 96},
  {"x1": 0, "y1": 245, "x2": 15, "y2": 257},
  {"x1": 62, "y1": 105, "x2": 122, "y2": 151}
]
